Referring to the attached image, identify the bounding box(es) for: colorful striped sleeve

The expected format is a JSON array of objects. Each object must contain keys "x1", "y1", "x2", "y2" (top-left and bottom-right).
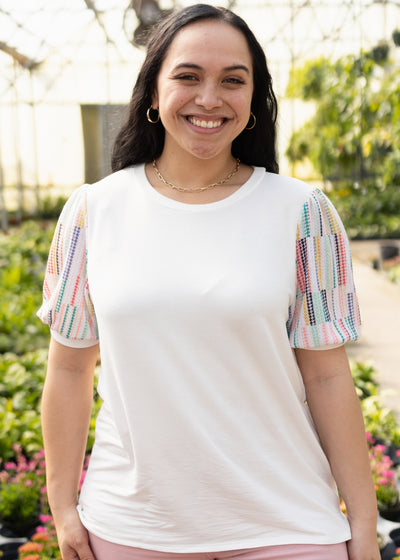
[
  {"x1": 37, "y1": 184, "x2": 99, "y2": 347},
  {"x1": 287, "y1": 188, "x2": 361, "y2": 349}
]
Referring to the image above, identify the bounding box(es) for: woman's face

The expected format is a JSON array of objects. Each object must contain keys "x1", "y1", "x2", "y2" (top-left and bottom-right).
[{"x1": 152, "y1": 19, "x2": 254, "y2": 162}]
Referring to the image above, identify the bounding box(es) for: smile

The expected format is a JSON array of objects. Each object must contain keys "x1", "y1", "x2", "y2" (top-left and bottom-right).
[{"x1": 187, "y1": 116, "x2": 224, "y2": 129}]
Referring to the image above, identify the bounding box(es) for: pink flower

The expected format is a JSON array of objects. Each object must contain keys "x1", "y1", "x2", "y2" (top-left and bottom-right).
[
  {"x1": 24, "y1": 479, "x2": 33, "y2": 487},
  {"x1": 39, "y1": 514, "x2": 53, "y2": 524},
  {"x1": 377, "y1": 477, "x2": 389, "y2": 485},
  {"x1": 383, "y1": 470, "x2": 395, "y2": 479},
  {"x1": 375, "y1": 444, "x2": 386, "y2": 453},
  {"x1": 33, "y1": 450, "x2": 45, "y2": 460},
  {"x1": 4, "y1": 462, "x2": 16, "y2": 470}
]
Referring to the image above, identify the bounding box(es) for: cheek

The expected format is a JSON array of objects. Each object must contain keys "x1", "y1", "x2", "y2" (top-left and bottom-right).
[
  {"x1": 160, "y1": 91, "x2": 190, "y2": 115},
  {"x1": 234, "y1": 102, "x2": 253, "y2": 125},
  {"x1": 230, "y1": 90, "x2": 252, "y2": 111}
]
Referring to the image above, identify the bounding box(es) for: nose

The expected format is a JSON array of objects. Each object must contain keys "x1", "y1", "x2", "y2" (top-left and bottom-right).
[{"x1": 195, "y1": 81, "x2": 222, "y2": 110}]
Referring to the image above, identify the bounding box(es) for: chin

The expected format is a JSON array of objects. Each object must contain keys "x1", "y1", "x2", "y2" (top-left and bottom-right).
[{"x1": 188, "y1": 145, "x2": 227, "y2": 161}]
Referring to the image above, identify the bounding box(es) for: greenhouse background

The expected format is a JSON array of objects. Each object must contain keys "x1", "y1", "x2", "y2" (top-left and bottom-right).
[
  {"x1": 2, "y1": 3, "x2": 400, "y2": 558},
  {"x1": 1, "y1": 0, "x2": 400, "y2": 225}
]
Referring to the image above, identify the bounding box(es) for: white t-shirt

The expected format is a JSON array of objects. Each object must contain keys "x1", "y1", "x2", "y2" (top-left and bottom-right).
[{"x1": 38, "y1": 165, "x2": 360, "y2": 552}]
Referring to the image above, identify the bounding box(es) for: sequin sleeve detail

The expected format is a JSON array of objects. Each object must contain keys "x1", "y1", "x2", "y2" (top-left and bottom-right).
[
  {"x1": 37, "y1": 185, "x2": 99, "y2": 346},
  {"x1": 287, "y1": 188, "x2": 361, "y2": 349}
]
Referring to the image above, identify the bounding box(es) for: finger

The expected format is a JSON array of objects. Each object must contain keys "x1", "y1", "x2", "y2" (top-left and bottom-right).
[
  {"x1": 61, "y1": 542, "x2": 96, "y2": 560},
  {"x1": 76, "y1": 542, "x2": 96, "y2": 560}
]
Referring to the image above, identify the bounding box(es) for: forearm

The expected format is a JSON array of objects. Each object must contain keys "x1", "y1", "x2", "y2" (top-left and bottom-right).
[
  {"x1": 305, "y1": 372, "x2": 377, "y2": 525},
  {"x1": 296, "y1": 347, "x2": 377, "y2": 526},
  {"x1": 41, "y1": 339, "x2": 98, "y2": 514}
]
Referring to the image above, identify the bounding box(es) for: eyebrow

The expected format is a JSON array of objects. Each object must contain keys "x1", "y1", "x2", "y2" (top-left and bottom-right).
[{"x1": 172, "y1": 63, "x2": 250, "y2": 74}]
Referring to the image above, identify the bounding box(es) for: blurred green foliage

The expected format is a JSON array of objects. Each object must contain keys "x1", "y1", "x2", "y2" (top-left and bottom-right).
[
  {"x1": 0, "y1": 221, "x2": 54, "y2": 354},
  {"x1": 351, "y1": 360, "x2": 400, "y2": 447},
  {"x1": 286, "y1": 40, "x2": 400, "y2": 238},
  {"x1": 0, "y1": 222, "x2": 101, "y2": 463},
  {"x1": 351, "y1": 360, "x2": 379, "y2": 400}
]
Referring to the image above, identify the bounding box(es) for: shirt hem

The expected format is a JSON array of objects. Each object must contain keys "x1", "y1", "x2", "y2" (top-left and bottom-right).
[
  {"x1": 292, "y1": 342, "x2": 345, "y2": 351},
  {"x1": 78, "y1": 509, "x2": 351, "y2": 553},
  {"x1": 50, "y1": 329, "x2": 99, "y2": 348}
]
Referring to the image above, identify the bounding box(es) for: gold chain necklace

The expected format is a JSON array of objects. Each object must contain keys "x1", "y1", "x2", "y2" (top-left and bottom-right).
[{"x1": 152, "y1": 158, "x2": 241, "y2": 193}]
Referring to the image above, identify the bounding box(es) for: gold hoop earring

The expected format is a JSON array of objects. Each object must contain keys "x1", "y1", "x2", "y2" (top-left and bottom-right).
[
  {"x1": 147, "y1": 107, "x2": 160, "y2": 124},
  {"x1": 246, "y1": 112, "x2": 256, "y2": 130}
]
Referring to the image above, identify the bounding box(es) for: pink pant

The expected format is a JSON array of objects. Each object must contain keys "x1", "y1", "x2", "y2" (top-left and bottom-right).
[{"x1": 88, "y1": 533, "x2": 349, "y2": 560}]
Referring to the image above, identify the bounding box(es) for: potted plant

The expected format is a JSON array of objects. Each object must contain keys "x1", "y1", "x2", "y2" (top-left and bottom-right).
[
  {"x1": 18, "y1": 516, "x2": 61, "y2": 560},
  {"x1": 14, "y1": 454, "x2": 91, "y2": 560},
  {"x1": 369, "y1": 442, "x2": 400, "y2": 521},
  {"x1": 18, "y1": 515, "x2": 61, "y2": 560},
  {"x1": 0, "y1": 445, "x2": 46, "y2": 538}
]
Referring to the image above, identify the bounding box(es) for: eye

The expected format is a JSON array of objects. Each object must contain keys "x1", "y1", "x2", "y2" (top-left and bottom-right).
[
  {"x1": 224, "y1": 77, "x2": 246, "y2": 85},
  {"x1": 174, "y1": 74, "x2": 198, "y2": 81}
]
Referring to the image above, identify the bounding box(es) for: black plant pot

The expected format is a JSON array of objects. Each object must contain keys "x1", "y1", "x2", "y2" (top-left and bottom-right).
[
  {"x1": 380, "y1": 244, "x2": 399, "y2": 262},
  {"x1": 380, "y1": 540, "x2": 397, "y2": 560},
  {"x1": 0, "y1": 526, "x2": 27, "y2": 560},
  {"x1": 390, "y1": 527, "x2": 400, "y2": 546},
  {"x1": 386, "y1": 444, "x2": 400, "y2": 468},
  {"x1": 380, "y1": 504, "x2": 400, "y2": 523},
  {"x1": 0, "y1": 512, "x2": 41, "y2": 539}
]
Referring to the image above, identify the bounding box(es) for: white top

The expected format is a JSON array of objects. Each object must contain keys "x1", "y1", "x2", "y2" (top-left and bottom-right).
[{"x1": 38, "y1": 164, "x2": 360, "y2": 552}]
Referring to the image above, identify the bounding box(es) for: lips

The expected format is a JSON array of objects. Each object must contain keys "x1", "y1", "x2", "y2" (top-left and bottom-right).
[{"x1": 186, "y1": 116, "x2": 224, "y2": 129}]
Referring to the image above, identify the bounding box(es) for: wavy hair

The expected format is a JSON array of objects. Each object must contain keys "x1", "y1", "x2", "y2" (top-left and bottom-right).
[{"x1": 112, "y1": 4, "x2": 278, "y2": 173}]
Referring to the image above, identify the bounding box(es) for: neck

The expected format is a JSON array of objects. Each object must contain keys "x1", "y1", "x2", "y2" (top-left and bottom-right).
[{"x1": 156, "y1": 150, "x2": 238, "y2": 189}]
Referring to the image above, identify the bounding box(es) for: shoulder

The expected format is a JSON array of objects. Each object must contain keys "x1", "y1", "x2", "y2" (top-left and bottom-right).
[
  {"x1": 57, "y1": 183, "x2": 90, "y2": 228},
  {"x1": 253, "y1": 173, "x2": 346, "y2": 238},
  {"x1": 254, "y1": 170, "x2": 322, "y2": 216},
  {"x1": 82, "y1": 165, "x2": 147, "y2": 220},
  {"x1": 86, "y1": 165, "x2": 142, "y2": 201},
  {"x1": 263, "y1": 171, "x2": 315, "y2": 196},
  {"x1": 261, "y1": 173, "x2": 341, "y2": 222},
  {"x1": 256, "y1": 170, "x2": 316, "y2": 203}
]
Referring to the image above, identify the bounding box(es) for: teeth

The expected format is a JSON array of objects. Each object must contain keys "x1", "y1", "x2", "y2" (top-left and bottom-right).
[{"x1": 188, "y1": 117, "x2": 223, "y2": 129}]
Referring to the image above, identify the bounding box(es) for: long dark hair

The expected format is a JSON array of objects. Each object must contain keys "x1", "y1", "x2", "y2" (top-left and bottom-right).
[{"x1": 112, "y1": 4, "x2": 278, "y2": 173}]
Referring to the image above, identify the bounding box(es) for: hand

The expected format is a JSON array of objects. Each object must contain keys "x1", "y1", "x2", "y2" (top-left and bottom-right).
[
  {"x1": 346, "y1": 524, "x2": 381, "y2": 560},
  {"x1": 52, "y1": 506, "x2": 96, "y2": 560}
]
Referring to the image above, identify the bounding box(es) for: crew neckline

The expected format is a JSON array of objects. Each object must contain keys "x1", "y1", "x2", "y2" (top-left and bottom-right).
[{"x1": 134, "y1": 164, "x2": 266, "y2": 212}]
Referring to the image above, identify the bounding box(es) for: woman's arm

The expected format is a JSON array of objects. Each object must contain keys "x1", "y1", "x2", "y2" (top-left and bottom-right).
[
  {"x1": 295, "y1": 345, "x2": 380, "y2": 560},
  {"x1": 41, "y1": 337, "x2": 99, "y2": 560}
]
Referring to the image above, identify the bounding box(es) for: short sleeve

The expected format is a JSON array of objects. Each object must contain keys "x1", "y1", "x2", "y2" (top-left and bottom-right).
[
  {"x1": 287, "y1": 188, "x2": 361, "y2": 349},
  {"x1": 37, "y1": 184, "x2": 99, "y2": 347}
]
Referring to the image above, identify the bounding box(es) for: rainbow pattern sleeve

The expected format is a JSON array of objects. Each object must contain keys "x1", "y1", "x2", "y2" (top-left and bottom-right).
[
  {"x1": 37, "y1": 185, "x2": 99, "y2": 343},
  {"x1": 287, "y1": 188, "x2": 361, "y2": 348}
]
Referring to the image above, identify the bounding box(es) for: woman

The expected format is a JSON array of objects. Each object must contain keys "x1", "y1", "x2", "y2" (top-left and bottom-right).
[{"x1": 38, "y1": 4, "x2": 380, "y2": 560}]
